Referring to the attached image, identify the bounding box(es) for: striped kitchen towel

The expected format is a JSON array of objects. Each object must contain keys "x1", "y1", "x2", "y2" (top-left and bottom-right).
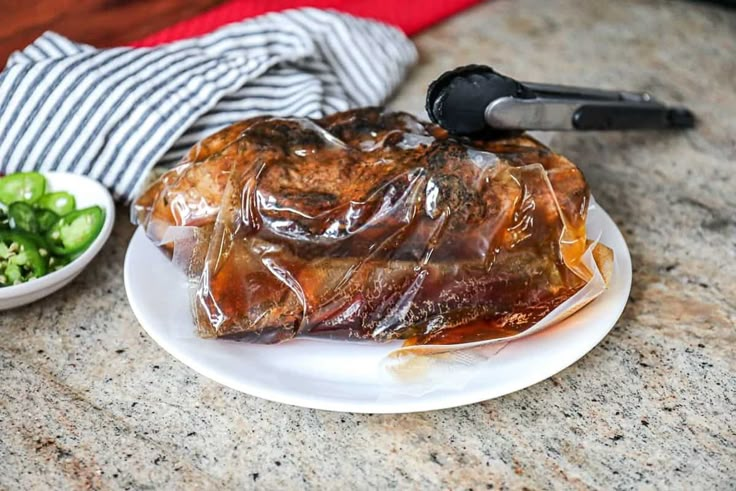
[{"x1": 0, "y1": 8, "x2": 417, "y2": 201}]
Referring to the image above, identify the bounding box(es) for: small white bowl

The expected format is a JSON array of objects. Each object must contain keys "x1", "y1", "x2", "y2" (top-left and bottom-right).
[{"x1": 0, "y1": 172, "x2": 115, "y2": 310}]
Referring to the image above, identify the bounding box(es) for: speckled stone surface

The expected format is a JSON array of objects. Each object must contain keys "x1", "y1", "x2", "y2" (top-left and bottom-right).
[{"x1": 1, "y1": 0, "x2": 734, "y2": 489}]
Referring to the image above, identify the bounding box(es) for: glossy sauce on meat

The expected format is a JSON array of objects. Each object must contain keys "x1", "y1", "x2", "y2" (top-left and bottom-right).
[{"x1": 134, "y1": 108, "x2": 591, "y2": 345}]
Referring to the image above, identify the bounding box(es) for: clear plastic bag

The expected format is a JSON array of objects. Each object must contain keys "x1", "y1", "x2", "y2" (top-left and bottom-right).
[{"x1": 132, "y1": 108, "x2": 612, "y2": 352}]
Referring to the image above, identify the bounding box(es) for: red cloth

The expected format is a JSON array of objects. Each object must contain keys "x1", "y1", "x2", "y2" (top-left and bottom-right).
[{"x1": 131, "y1": 0, "x2": 482, "y2": 46}]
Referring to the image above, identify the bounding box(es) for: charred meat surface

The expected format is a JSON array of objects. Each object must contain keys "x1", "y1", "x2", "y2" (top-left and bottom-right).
[{"x1": 134, "y1": 108, "x2": 592, "y2": 345}]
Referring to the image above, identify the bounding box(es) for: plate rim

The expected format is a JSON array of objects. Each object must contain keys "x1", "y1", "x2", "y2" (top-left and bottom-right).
[{"x1": 124, "y1": 204, "x2": 632, "y2": 413}]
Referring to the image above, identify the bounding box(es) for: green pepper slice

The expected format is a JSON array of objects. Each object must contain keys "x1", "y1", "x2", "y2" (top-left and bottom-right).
[
  {"x1": 0, "y1": 172, "x2": 46, "y2": 205},
  {"x1": 35, "y1": 209, "x2": 60, "y2": 233},
  {"x1": 37, "y1": 192, "x2": 76, "y2": 216},
  {"x1": 0, "y1": 231, "x2": 48, "y2": 286},
  {"x1": 46, "y1": 206, "x2": 104, "y2": 255},
  {"x1": 48, "y1": 254, "x2": 72, "y2": 272},
  {"x1": 0, "y1": 208, "x2": 8, "y2": 230},
  {"x1": 8, "y1": 202, "x2": 40, "y2": 234}
]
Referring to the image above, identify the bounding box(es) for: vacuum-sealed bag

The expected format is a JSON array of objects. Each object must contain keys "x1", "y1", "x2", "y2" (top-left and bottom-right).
[{"x1": 133, "y1": 108, "x2": 612, "y2": 351}]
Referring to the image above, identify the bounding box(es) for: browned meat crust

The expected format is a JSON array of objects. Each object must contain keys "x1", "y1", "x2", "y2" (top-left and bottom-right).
[{"x1": 134, "y1": 108, "x2": 591, "y2": 345}]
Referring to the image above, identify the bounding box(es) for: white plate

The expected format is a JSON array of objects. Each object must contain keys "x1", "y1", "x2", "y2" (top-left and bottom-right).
[
  {"x1": 125, "y1": 203, "x2": 631, "y2": 413},
  {"x1": 0, "y1": 172, "x2": 115, "y2": 310}
]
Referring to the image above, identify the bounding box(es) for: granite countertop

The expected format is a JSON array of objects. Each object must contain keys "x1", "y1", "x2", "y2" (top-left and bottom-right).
[{"x1": 1, "y1": 0, "x2": 734, "y2": 489}]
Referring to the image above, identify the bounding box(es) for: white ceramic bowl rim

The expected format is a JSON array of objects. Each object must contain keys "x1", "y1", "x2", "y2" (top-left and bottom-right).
[{"x1": 0, "y1": 172, "x2": 115, "y2": 300}]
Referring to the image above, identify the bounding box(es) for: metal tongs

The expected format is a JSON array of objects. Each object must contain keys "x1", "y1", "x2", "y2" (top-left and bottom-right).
[{"x1": 426, "y1": 65, "x2": 695, "y2": 136}]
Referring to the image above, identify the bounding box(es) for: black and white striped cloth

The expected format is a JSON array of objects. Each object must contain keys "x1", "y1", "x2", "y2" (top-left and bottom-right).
[{"x1": 0, "y1": 9, "x2": 417, "y2": 201}]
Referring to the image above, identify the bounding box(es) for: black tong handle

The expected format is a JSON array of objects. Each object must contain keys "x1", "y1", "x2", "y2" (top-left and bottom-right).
[
  {"x1": 426, "y1": 65, "x2": 696, "y2": 135},
  {"x1": 573, "y1": 103, "x2": 695, "y2": 130}
]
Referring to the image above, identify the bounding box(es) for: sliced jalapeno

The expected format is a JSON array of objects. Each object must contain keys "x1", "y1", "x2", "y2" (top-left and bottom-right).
[
  {"x1": 46, "y1": 206, "x2": 104, "y2": 255},
  {"x1": 48, "y1": 254, "x2": 72, "y2": 272},
  {"x1": 35, "y1": 209, "x2": 60, "y2": 233},
  {"x1": 8, "y1": 202, "x2": 40, "y2": 234},
  {"x1": 0, "y1": 231, "x2": 48, "y2": 286},
  {"x1": 0, "y1": 172, "x2": 46, "y2": 205},
  {"x1": 0, "y1": 208, "x2": 8, "y2": 230},
  {"x1": 37, "y1": 192, "x2": 76, "y2": 216}
]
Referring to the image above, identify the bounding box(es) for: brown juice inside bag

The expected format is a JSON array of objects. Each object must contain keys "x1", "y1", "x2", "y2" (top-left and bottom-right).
[{"x1": 134, "y1": 108, "x2": 593, "y2": 346}]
